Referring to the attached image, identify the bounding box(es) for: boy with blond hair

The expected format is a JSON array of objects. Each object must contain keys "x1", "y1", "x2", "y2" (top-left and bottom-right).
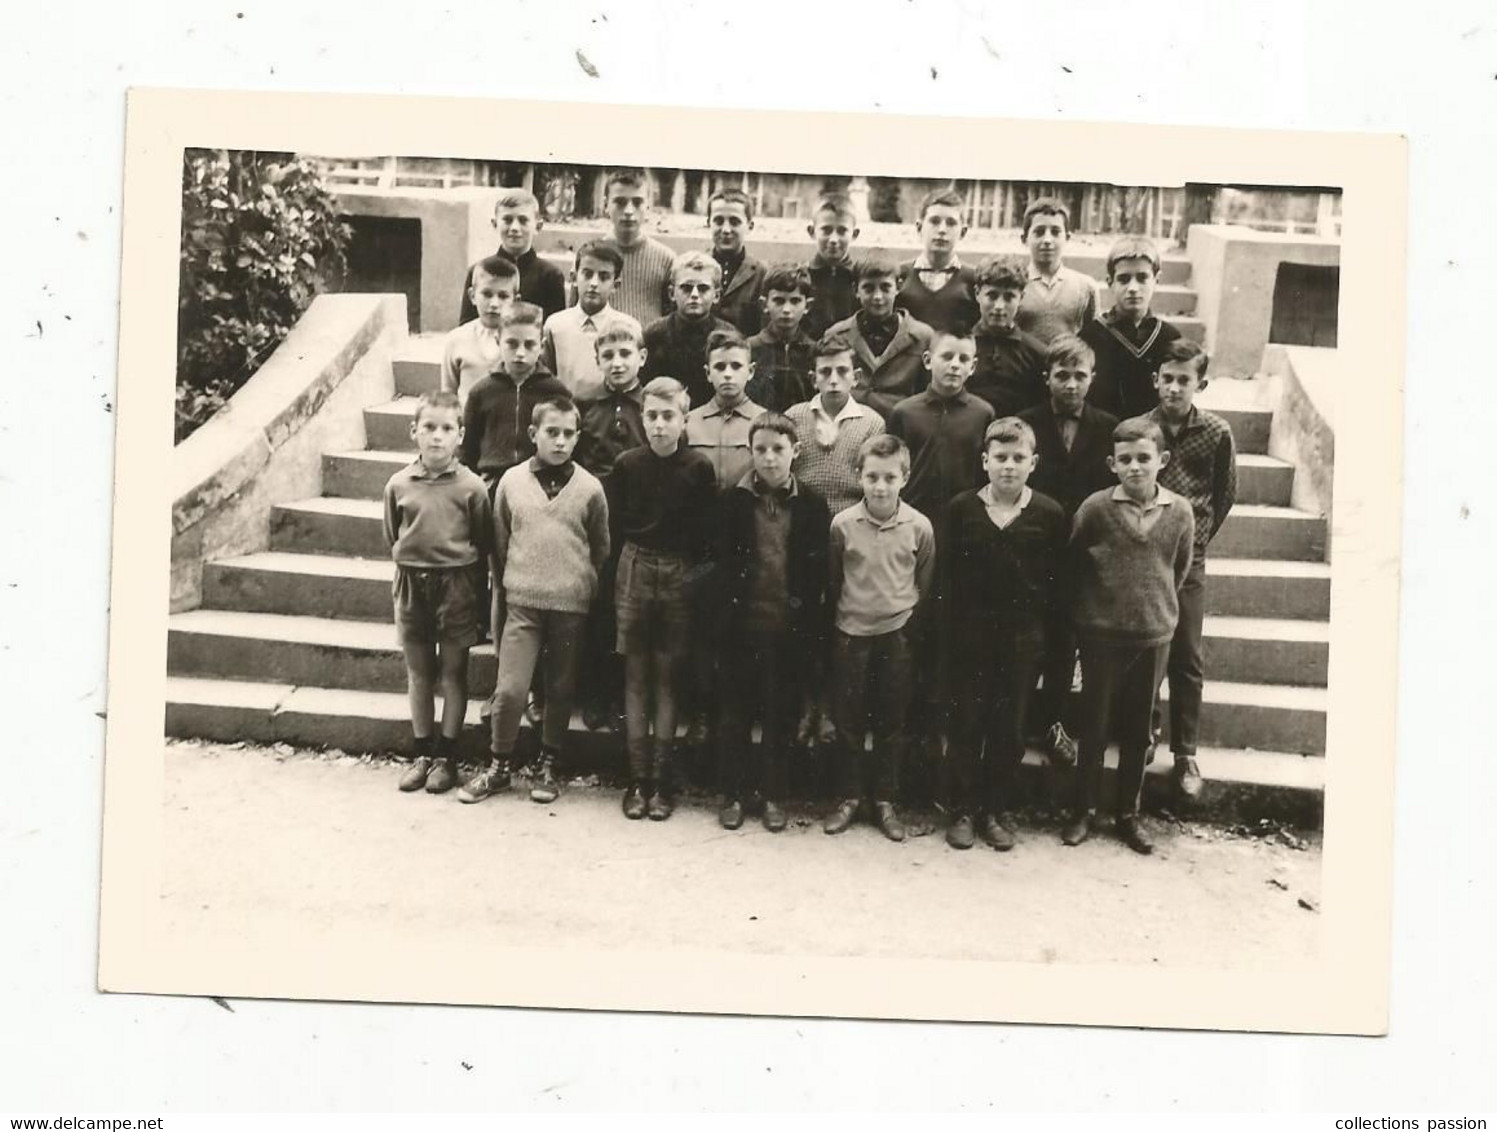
[
  {"x1": 642, "y1": 250, "x2": 736, "y2": 408},
  {"x1": 459, "y1": 188, "x2": 566, "y2": 324},
  {"x1": 896, "y1": 187, "x2": 980, "y2": 334},
  {"x1": 442, "y1": 255, "x2": 519, "y2": 406},
  {"x1": 802, "y1": 194, "x2": 862, "y2": 341}
]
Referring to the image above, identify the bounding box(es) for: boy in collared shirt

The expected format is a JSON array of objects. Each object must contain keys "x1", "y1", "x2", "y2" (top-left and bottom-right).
[
  {"x1": 459, "y1": 189, "x2": 566, "y2": 325},
  {"x1": 745, "y1": 265, "x2": 818, "y2": 412},
  {"x1": 642, "y1": 250, "x2": 736, "y2": 409},
  {"x1": 827, "y1": 259, "x2": 935, "y2": 420},
  {"x1": 786, "y1": 331, "x2": 886, "y2": 517},
  {"x1": 686, "y1": 328, "x2": 768, "y2": 492},
  {"x1": 823, "y1": 434, "x2": 936, "y2": 843},
  {"x1": 896, "y1": 188, "x2": 980, "y2": 334},
  {"x1": 540, "y1": 239, "x2": 642, "y2": 404},
  {"x1": 442, "y1": 255, "x2": 519, "y2": 407},
  {"x1": 1016, "y1": 197, "x2": 1104, "y2": 346},
  {"x1": 713, "y1": 413, "x2": 830, "y2": 833},
  {"x1": 1082, "y1": 235, "x2": 1184, "y2": 419},
  {"x1": 969, "y1": 256, "x2": 1049, "y2": 418},
  {"x1": 1064, "y1": 418, "x2": 1194, "y2": 855},
  {"x1": 704, "y1": 187, "x2": 767, "y2": 335},
  {"x1": 384, "y1": 391, "x2": 492, "y2": 795},
  {"x1": 604, "y1": 168, "x2": 677, "y2": 325},
  {"x1": 1145, "y1": 340, "x2": 1237, "y2": 804},
  {"x1": 801, "y1": 194, "x2": 862, "y2": 342}
]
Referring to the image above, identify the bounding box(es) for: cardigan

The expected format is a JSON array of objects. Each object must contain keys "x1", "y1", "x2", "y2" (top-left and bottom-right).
[
  {"x1": 459, "y1": 247, "x2": 567, "y2": 326},
  {"x1": 943, "y1": 486, "x2": 1067, "y2": 633},
  {"x1": 1082, "y1": 310, "x2": 1183, "y2": 419},
  {"x1": 1017, "y1": 400, "x2": 1121, "y2": 520},
  {"x1": 886, "y1": 389, "x2": 995, "y2": 522},
  {"x1": 714, "y1": 473, "x2": 831, "y2": 646},
  {"x1": 825, "y1": 310, "x2": 935, "y2": 420},
  {"x1": 493, "y1": 461, "x2": 610, "y2": 614}
]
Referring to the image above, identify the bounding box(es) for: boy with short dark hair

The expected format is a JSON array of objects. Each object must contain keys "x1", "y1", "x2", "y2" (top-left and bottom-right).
[
  {"x1": 1145, "y1": 340, "x2": 1236, "y2": 803},
  {"x1": 687, "y1": 328, "x2": 767, "y2": 492},
  {"x1": 384, "y1": 391, "x2": 492, "y2": 795},
  {"x1": 1082, "y1": 235, "x2": 1183, "y2": 419},
  {"x1": 1063, "y1": 417, "x2": 1194, "y2": 854},
  {"x1": 943, "y1": 417, "x2": 1067, "y2": 851},
  {"x1": 713, "y1": 412, "x2": 830, "y2": 832},
  {"x1": 968, "y1": 256, "x2": 1048, "y2": 418},
  {"x1": 896, "y1": 187, "x2": 980, "y2": 334},
  {"x1": 1018, "y1": 335, "x2": 1119, "y2": 765},
  {"x1": 540, "y1": 239, "x2": 642, "y2": 404},
  {"x1": 442, "y1": 255, "x2": 519, "y2": 406},
  {"x1": 823, "y1": 434, "x2": 936, "y2": 842},
  {"x1": 604, "y1": 168, "x2": 677, "y2": 325},
  {"x1": 461, "y1": 302, "x2": 569, "y2": 490},
  {"x1": 826, "y1": 259, "x2": 935, "y2": 420},
  {"x1": 458, "y1": 398, "x2": 611, "y2": 805},
  {"x1": 745, "y1": 264, "x2": 818, "y2": 412},
  {"x1": 786, "y1": 332, "x2": 886, "y2": 517},
  {"x1": 801, "y1": 194, "x2": 862, "y2": 342},
  {"x1": 704, "y1": 187, "x2": 767, "y2": 335},
  {"x1": 611, "y1": 377, "x2": 718, "y2": 821},
  {"x1": 1016, "y1": 197, "x2": 1104, "y2": 346},
  {"x1": 459, "y1": 189, "x2": 567, "y2": 325},
  {"x1": 642, "y1": 250, "x2": 736, "y2": 409}
]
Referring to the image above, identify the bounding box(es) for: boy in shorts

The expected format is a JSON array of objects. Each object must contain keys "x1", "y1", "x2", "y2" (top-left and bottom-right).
[
  {"x1": 442, "y1": 255, "x2": 519, "y2": 406},
  {"x1": 704, "y1": 187, "x2": 767, "y2": 335},
  {"x1": 604, "y1": 168, "x2": 676, "y2": 325},
  {"x1": 384, "y1": 391, "x2": 492, "y2": 794},
  {"x1": 745, "y1": 264, "x2": 818, "y2": 412},
  {"x1": 611, "y1": 377, "x2": 718, "y2": 820},
  {"x1": 1063, "y1": 418, "x2": 1194, "y2": 854},
  {"x1": 968, "y1": 256, "x2": 1048, "y2": 418},
  {"x1": 642, "y1": 250, "x2": 736, "y2": 408},
  {"x1": 540, "y1": 239, "x2": 643, "y2": 403},
  {"x1": 802, "y1": 194, "x2": 862, "y2": 341},
  {"x1": 1015, "y1": 197, "x2": 1104, "y2": 346},
  {"x1": 896, "y1": 188, "x2": 980, "y2": 334},
  {"x1": 459, "y1": 188, "x2": 566, "y2": 325},
  {"x1": 827, "y1": 259, "x2": 935, "y2": 420},
  {"x1": 458, "y1": 398, "x2": 610, "y2": 805}
]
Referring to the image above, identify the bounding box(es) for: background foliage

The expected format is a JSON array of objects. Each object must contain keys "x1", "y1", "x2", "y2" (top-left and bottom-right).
[{"x1": 176, "y1": 149, "x2": 351, "y2": 441}]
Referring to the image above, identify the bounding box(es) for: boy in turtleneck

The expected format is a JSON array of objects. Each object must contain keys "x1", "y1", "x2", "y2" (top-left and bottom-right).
[
  {"x1": 703, "y1": 187, "x2": 767, "y2": 336},
  {"x1": 641, "y1": 250, "x2": 736, "y2": 409}
]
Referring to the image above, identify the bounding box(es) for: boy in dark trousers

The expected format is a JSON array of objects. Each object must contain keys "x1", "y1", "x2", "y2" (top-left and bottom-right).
[
  {"x1": 610, "y1": 377, "x2": 719, "y2": 821},
  {"x1": 1145, "y1": 340, "x2": 1237, "y2": 803},
  {"x1": 642, "y1": 250, "x2": 736, "y2": 409},
  {"x1": 802, "y1": 194, "x2": 862, "y2": 342},
  {"x1": 458, "y1": 398, "x2": 611, "y2": 806},
  {"x1": 459, "y1": 188, "x2": 567, "y2": 325},
  {"x1": 827, "y1": 259, "x2": 935, "y2": 420},
  {"x1": 745, "y1": 264, "x2": 818, "y2": 412},
  {"x1": 1082, "y1": 235, "x2": 1183, "y2": 419},
  {"x1": 1064, "y1": 417, "x2": 1195, "y2": 854},
  {"x1": 704, "y1": 187, "x2": 768, "y2": 335},
  {"x1": 969, "y1": 256, "x2": 1048, "y2": 419},
  {"x1": 713, "y1": 412, "x2": 830, "y2": 832},
  {"x1": 896, "y1": 188, "x2": 980, "y2": 334},
  {"x1": 384, "y1": 391, "x2": 492, "y2": 794},
  {"x1": 942, "y1": 417, "x2": 1067, "y2": 851},
  {"x1": 1018, "y1": 335, "x2": 1119, "y2": 766}
]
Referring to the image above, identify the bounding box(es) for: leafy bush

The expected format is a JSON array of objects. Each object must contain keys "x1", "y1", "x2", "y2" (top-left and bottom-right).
[{"x1": 177, "y1": 150, "x2": 351, "y2": 442}]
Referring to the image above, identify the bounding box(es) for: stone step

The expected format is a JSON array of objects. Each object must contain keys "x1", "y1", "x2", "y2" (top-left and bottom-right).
[
  {"x1": 1234, "y1": 454, "x2": 1293, "y2": 507},
  {"x1": 1213, "y1": 504, "x2": 1327, "y2": 562},
  {"x1": 1205, "y1": 559, "x2": 1331, "y2": 621},
  {"x1": 393, "y1": 334, "x2": 448, "y2": 397},
  {"x1": 270, "y1": 496, "x2": 391, "y2": 559},
  {"x1": 1158, "y1": 679, "x2": 1326, "y2": 755},
  {"x1": 1204, "y1": 616, "x2": 1328, "y2": 687},
  {"x1": 164, "y1": 675, "x2": 1320, "y2": 826}
]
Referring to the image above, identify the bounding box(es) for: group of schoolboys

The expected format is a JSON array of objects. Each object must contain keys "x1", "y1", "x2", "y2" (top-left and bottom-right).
[{"x1": 383, "y1": 171, "x2": 1236, "y2": 855}]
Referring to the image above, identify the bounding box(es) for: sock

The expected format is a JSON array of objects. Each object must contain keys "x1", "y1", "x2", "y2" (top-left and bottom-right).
[
  {"x1": 436, "y1": 734, "x2": 458, "y2": 760},
  {"x1": 413, "y1": 733, "x2": 435, "y2": 758}
]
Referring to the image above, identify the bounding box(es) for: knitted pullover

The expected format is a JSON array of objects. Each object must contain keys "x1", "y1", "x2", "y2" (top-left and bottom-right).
[
  {"x1": 612, "y1": 236, "x2": 676, "y2": 325},
  {"x1": 383, "y1": 459, "x2": 492, "y2": 568},
  {"x1": 1070, "y1": 485, "x2": 1195, "y2": 646},
  {"x1": 493, "y1": 461, "x2": 610, "y2": 614},
  {"x1": 785, "y1": 396, "x2": 886, "y2": 516}
]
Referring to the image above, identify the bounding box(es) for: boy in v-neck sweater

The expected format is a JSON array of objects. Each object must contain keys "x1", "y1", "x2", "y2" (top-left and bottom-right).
[
  {"x1": 896, "y1": 187, "x2": 980, "y2": 335},
  {"x1": 457, "y1": 396, "x2": 610, "y2": 808}
]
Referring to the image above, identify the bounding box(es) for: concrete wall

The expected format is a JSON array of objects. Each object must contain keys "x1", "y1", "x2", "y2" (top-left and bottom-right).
[
  {"x1": 1263, "y1": 344, "x2": 1336, "y2": 563},
  {"x1": 332, "y1": 186, "x2": 502, "y2": 333},
  {"x1": 171, "y1": 294, "x2": 408, "y2": 612},
  {"x1": 1187, "y1": 225, "x2": 1341, "y2": 378}
]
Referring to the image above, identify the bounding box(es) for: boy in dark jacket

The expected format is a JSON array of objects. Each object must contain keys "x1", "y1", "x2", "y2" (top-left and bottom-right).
[
  {"x1": 826, "y1": 259, "x2": 935, "y2": 420},
  {"x1": 713, "y1": 412, "x2": 830, "y2": 832},
  {"x1": 461, "y1": 302, "x2": 569, "y2": 491}
]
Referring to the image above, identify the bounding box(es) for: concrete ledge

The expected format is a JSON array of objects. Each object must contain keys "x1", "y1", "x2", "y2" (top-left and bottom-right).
[
  {"x1": 1262, "y1": 344, "x2": 1336, "y2": 562},
  {"x1": 171, "y1": 293, "x2": 408, "y2": 612}
]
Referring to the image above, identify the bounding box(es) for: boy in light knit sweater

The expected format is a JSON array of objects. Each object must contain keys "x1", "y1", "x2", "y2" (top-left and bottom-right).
[
  {"x1": 604, "y1": 168, "x2": 676, "y2": 326},
  {"x1": 458, "y1": 397, "x2": 611, "y2": 806},
  {"x1": 787, "y1": 331, "x2": 885, "y2": 517},
  {"x1": 1064, "y1": 417, "x2": 1194, "y2": 854},
  {"x1": 442, "y1": 255, "x2": 519, "y2": 407}
]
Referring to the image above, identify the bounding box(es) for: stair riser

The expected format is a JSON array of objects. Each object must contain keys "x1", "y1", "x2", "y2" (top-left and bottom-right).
[
  {"x1": 271, "y1": 507, "x2": 389, "y2": 559},
  {"x1": 365, "y1": 409, "x2": 417, "y2": 451},
  {"x1": 164, "y1": 703, "x2": 1319, "y2": 827},
  {"x1": 1213, "y1": 513, "x2": 1327, "y2": 562},
  {"x1": 323, "y1": 454, "x2": 406, "y2": 500},
  {"x1": 169, "y1": 630, "x2": 498, "y2": 695},
  {"x1": 1157, "y1": 699, "x2": 1325, "y2": 756},
  {"x1": 1206, "y1": 574, "x2": 1330, "y2": 621},
  {"x1": 1205, "y1": 636, "x2": 1328, "y2": 688},
  {"x1": 1171, "y1": 317, "x2": 1204, "y2": 344},
  {"x1": 1213, "y1": 408, "x2": 1271, "y2": 455},
  {"x1": 395, "y1": 358, "x2": 442, "y2": 398},
  {"x1": 202, "y1": 563, "x2": 393, "y2": 621},
  {"x1": 1235, "y1": 462, "x2": 1292, "y2": 507}
]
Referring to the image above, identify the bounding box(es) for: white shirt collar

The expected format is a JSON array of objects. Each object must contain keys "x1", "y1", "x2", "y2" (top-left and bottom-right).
[
  {"x1": 811, "y1": 396, "x2": 869, "y2": 425},
  {"x1": 913, "y1": 252, "x2": 963, "y2": 272}
]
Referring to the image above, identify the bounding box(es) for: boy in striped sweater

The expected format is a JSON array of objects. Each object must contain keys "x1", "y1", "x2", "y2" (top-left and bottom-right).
[
  {"x1": 603, "y1": 168, "x2": 676, "y2": 326},
  {"x1": 458, "y1": 397, "x2": 611, "y2": 806}
]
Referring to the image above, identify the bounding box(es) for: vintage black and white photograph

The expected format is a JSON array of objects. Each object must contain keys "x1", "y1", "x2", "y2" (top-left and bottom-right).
[{"x1": 99, "y1": 91, "x2": 1401, "y2": 1033}]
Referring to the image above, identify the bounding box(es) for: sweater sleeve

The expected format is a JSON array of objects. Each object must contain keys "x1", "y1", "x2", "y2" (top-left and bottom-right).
[
  {"x1": 461, "y1": 384, "x2": 484, "y2": 470},
  {"x1": 585, "y1": 482, "x2": 611, "y2": 575},
  {"x1": 913, "y1": 516, "x2": 937, "y2": 604},
  {"x1": 539, "y1": 319, "x2": 558, "y2": 380},
  {"x1": 1174, "y1": 507, "x2": 1196, "y2": 590},
  {"x1": 469, "y1": 480, "x2": 494, "y2": 562},
  {"x1": 492, "y1": 478, "x2": 513, "y2": 582},
  {"x1": 1210, "y1": 425, "x2": 1238, "y2": 541},
  {"x1": 441, "y1": 333, "x2": 461, "y2": 395},
  {"x1": 382, "y1": 480, "x2": 400, "y2": 550}
]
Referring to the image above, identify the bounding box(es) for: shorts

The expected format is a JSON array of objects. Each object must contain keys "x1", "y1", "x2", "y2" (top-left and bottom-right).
[
  {"x1": 393, "y1": 563, "x2": 480, "y2": 648},
  {"x1": 614, "y1": 542, "x2": 691, "y2": 657}
]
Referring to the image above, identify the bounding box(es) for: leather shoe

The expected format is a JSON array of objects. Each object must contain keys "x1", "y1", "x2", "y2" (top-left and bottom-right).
[
  {"x1": 1173, "y1": 755, "x2": 1203, "y2": 801},
  {"x1": 982, "y1": 814, "x2": 1016, "y2": 852},
  {"x1": 425, "y1": 757, "x2": 457, "y2": 794},
  {"x1": 621, "y1": 783, "x2": 647, "y2": 820},
  {"x1": 823, "y1": 798, "x2": 859, "y2": 835},
  {"x1": 874, "y1": 801, "x2": 906, "y2": 843},
  {"x1": 398, "y1": 756, "x2": 432, "y2": 792},
  {"x1": 1117, "y1": 815, "x2": 1154, "y2": 855},
  {"x1": 762, "y1": 800, "x2": 787, "y2": 832},
  {"x1": 719, "y1": 798, "x2": 745, "y2": 830},
  {"x1": 647, "y1": 789, "x2": 674, "y2": 821},
  {"x1": 946, "y1": 814, "x2": 975, "y2": 850},
  {"x1": 1062, "y1": 811, "x2": 1093, "y2": 846}
]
